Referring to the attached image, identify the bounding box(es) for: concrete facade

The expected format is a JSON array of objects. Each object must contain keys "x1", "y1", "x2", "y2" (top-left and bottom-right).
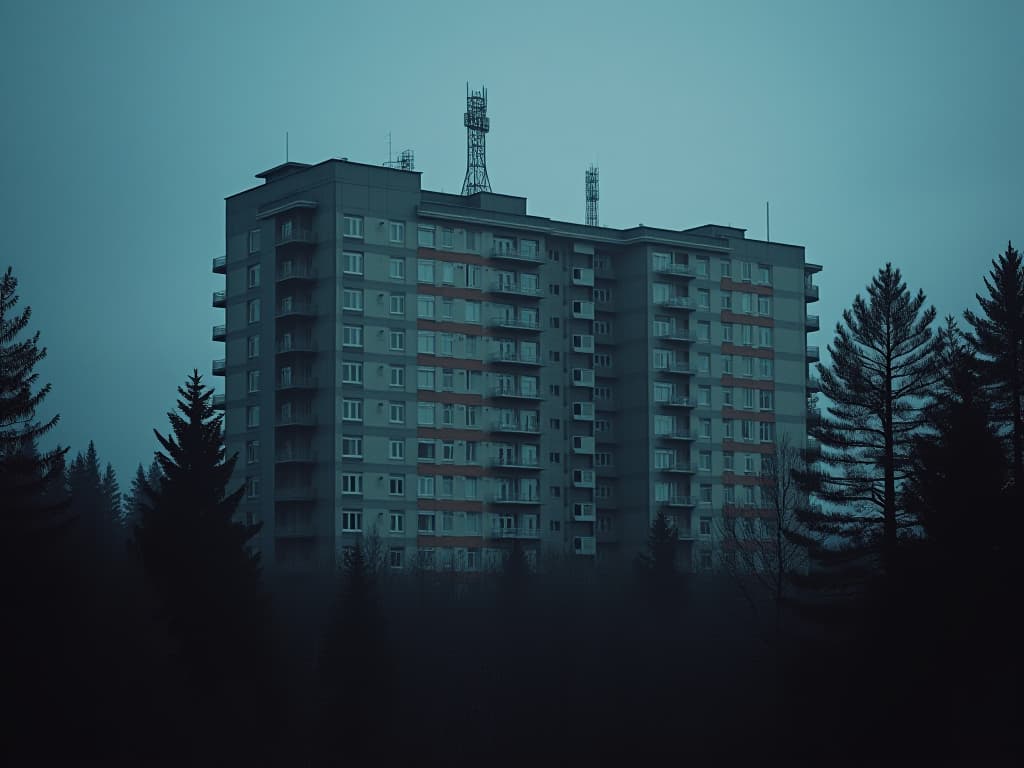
[{"x1": 214, "y1": 158, "x2": 822, "y2": 576}]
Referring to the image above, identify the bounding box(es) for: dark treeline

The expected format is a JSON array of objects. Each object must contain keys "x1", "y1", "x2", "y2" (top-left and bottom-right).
[{"x1": 1, "y1": 245, "x2": 1021, "y2": 765}]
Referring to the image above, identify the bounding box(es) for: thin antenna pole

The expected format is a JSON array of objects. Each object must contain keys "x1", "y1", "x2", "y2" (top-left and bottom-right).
[
  {"x1": 766, "y1": 201, "x2": 770, "y2": 242},
  {"x1": 387, "y1": 131, "x2": 392, "y2": 164},
  {"x1": 286, "y1": 132, "x2": 289, "y2": 163}
]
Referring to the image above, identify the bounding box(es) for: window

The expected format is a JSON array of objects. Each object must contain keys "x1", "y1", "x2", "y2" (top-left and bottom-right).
[
  {"x1": 700, "y1": 484, "x2": 713, "y2": 503},
  {"x1": 389, "y1": 475, "x2": 405, "y2": 496},
  {"x1": 741, "y1": 293, "x2": 753, "y2": 314},
  {"x1": 417, "y1": 511, "x2": 436, "y2": 533},
  {"x1": 698, "y1": 354, "x2": 711, "y2": 374},
  {"x1": 389, "y1": 221, "x2": 405, "y2": 243},
  {"x1": 723, "y1": 387, "x2": 734, "y2": 407},
  {"x1": 721, "y1": 292, "x2": 732, "y2": 310},
  {"x1": 389, "y1": 546, "x2": 405, "y2": 568},
  {"x1": 465, "y1": 477, "x2": 478, "y2": 499},
  {"x1": 441, "y1": 298, "x2": 453, "y2": 320},
  {"x1": 441, "y1": 262, "x2": 455, "y2": 285},
  {"x1": 439, "y1": 333, "x2": 454, "y2": 356},
  {"x1": 389, "y1": 512, "x2": 405, "y2": 534},
  {"x1": 417, "y1": 402, "x2": 435, "y2": 426},
  {"x1": 723, "y1": 356, "x2": 733, "y2": 374},
  {"x1": 343, "y1": 251, "x2": 363, "y2": 275},
  {"x1": 698, "y1": 450, "x2": 712, "y2": 471},
  {"x1": 441, "y1": 369, "x2": 454, "y2": 391},
  {"x1": 248, "y1": 229, "x2": 261, "y2": 253},
  {"x1": 389, "y1": 330, "x2": 405, "y2": 352},
  {"x1": 441, "y1": 440, "x2": 455, "y2": 461},
  {"x1": 758, "y1": 296, "x2": 771, "y2": 316},
  {"x1": 759, "y1": 327, "x2": 773, "y2": 348},
  {"x1": 417, "y1": 295, "x2": 435, "y2": 319},
  {"x1": 466, "y1": 406, "x2": 478, "y2": 428},
  {"x1": 697, "y1": 321, "x2": 711, "y2": 342},
  {"x1": 466, "y1": 231, "x2": 480, "y2": 251},
  {"x1": 759, "y1": 358, "x2": 773, "y2": 379},
  {"x1": 389, "y1": 293, "x2": 405, "y2": 315},
  {"x1": 389, "y1": 365, "x2": 405, "y2": 388},
  {"x1": 417, "y1": 331, "x2": 435, "y2": 354},
  {"x1": 247, "y1": 335, "x2": 260, "y2": 359},
  {"x1": 700, "y1": 418, "x2": 712, "y2": 439},
  {"x1": 442, "y1": 403, "x2": 454, "y2": 425},
  {"x1": 246, "y1": 477, "x2": 260, "y2": 499},
  {"x1": 696, "y1": 257, "x2": 709, "y2": 277},
  {"x1": 341, "y1": 437, "x2": 362, "y2": 458},
  {"x1": 417, "y1": 259, "x2": 435, "y2": 284},
  {"x1": 699, "y1": 516, "x2": 712, "y2": 536},
  {"x1": 742, "y1": 388, "x2": 755, "y2": 410},
  {"x1": 389, "y1": 257, "x2": 405, "y2": 281},
  {"x1": 744, "y1": 454, "x2": 757, "y2": 475},
  {"x1": 343, "y1": 289, "x2": 363, "y2": 312},
  {"x1": 246, "y1": 405, "x2": 260, "y2": 428},
  {"x1": 464, "y1": 301, "x2": 481, "y2": 323},
  {"x1": 698, "y1": 386, "x2": 711, "y2": 407},
  {"x1": 720, "y1": 259, "x2": 731, "y2": 278},
  {"x1": 760, "y1": 421, "x2": 775, "y2": 442},
  {"x1": 343, "y1": 325, "x2": 363, "y2": 348},
  {"x1": 464, "y1": 264, "x2": 481, "y2": 288},
  {"x1": 741, "y1": 324, "x2": 753, "y2": 345},
  {"x1": 389, "y1": 401, "x2": 405, "y2": 424},
  {"x1": 389, "y1": 439, "x2": 405, "y2": 460},
  {"x1": 440, "y1": 227, "x2": 454, "y2": 248},
  {"x1": 342, "y1": 398, "x2": 363, "y2": 422},
  {"x1": 247, "y1": 369, "x2": 260, "y2": 393},
  {"x1": 465, "y1": 441, "x2": 478, "y2": 462},
  {"x1": 742, "y1": 356, "x2": 755, "y2": 377},
  {"x1": 698, "y1": 289, "x2": 710, "y2": 309},
  {"x1": 343, "y1": 215, "x2": 364, "y2": 238},
  {"x1": 723, "y1": 451, "x2": 734, "y2": 471},
  {"x1": 417, "y1": 226, "x2": 435, "y2": 248},
  {"x1": 341, "y1": 473, "x2": 363, "y2": 495},
  {"x1": 757, "y1": 264, "x2": 772, "y2": 285},
  {"x1": 417, "y1": 476, "x2": 435, "y2": 499},
  {"x1": 247, "y1": 299, "x2": 261, "y2": 324},
  {"x1": 759, "y1": 390, "x2": 773, "y2": 410},
  {"x1": 417, "y1": 367, "x2": 435, "y2": 390},
  {"x1": 341, "y1": 362, "x2": 363, "y2": 385},
  {"x1": 741, "y1": 420, "x2": 756, "y2": 441},
  {"x1": 246, "y1": 440, "x2": 260, "y2": 464},
  {"x1": 740, "y1": 261, "x2": 753, "y2": 282},
  {"x1": 723, "y1": 418, "x2": 734, "y2": 439},
  {"x1": 247, "y1": 264, "x2": 260, "y2": 288}
]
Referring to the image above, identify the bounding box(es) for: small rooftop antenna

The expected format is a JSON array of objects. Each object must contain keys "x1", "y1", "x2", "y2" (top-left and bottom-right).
[
  {"x1": 766, "y1": 201, "x2": 770, "y2": 242},
  {"x1": 585, "y1": 164, "x2": 600, "y2": 227},
  {"x1": 286, "y1": 131, "x2": 289, "y2": 163},
  {"x1": 384, "y1": 132, "x2": 415, "y2": 171},
  {"x1": 462, "y1": 83, "x2": 492, "y2": 195}
]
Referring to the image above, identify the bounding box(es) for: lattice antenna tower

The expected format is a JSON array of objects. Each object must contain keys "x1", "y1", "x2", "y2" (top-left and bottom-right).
[
  {"x1": 585, "y1": 164, "x2": 600, "y2": 226},
  {"x1": 461, "y1": 83, "x2": 492, "y2": 195},
  {"x1": 384, "y1": 132, "x2": 415, "y2": 171}
]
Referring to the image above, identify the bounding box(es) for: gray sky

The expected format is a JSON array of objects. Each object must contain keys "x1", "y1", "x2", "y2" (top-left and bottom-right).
[{"x1": 2, "y1": 0, "x2": 1021, "y2": 486}]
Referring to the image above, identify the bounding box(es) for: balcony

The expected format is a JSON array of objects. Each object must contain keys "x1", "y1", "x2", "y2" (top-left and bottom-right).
[
  {"x1": 489, "y1": 246, "x2": 543, "y2": 264},
  {"x1": 212, "y1": 324, "x2": 226, "y2": 342},
  {"x1": 212, "y1": 255, "x2": 226, "y2": 274},
  {"x1": 274, "y1": 487, "x2": 317, "y2": 502},
  {"x1": 571, "y1": 268, "x2": 594, "y2": 287},
  {"x1": 487, "y1": 316, "x2": 541, "y2": 333},
  {"x1": 572, "y1": 471, "x2": 596, "y2": 489},
  {"x1": 276, "y1": 262, "x2": 317, "y2": 283},
  {"x1": 657, "y1": 430, "x2": 694, "y2": 442},
  {"x1": 212, "y1": 393, "x2": 225, "y2": 410},
  {"x1": 488, "y1": 494, "x2": 542, "y2": 506},
  {"x1": 573, "y1": 504, "x2": 596, "y2": 522},
  {"x1": 275, "y1": 449, "x2": 318, "y2": 464},
  {"x1": 655, "y1": 330, "x2": 695, "y2": 344},
  {"x1": 806, "y1": 345, "x2": 820, "y2": 363},
  {"x1": 489, "y1": 386, "x2": 543, "y2": 401},
  {"x1": 490, "y1": 421, "x2": 541, "y2": 435},
  {"x1": 212, "y1": 290, "x2": 226, "y2": 308},
  {"x1": 658, "y1": 396, "x2": 694, "y2": 409},
  {"x1": 276, "y1": 229, "x2": 316, "y2": 247},
  {"x1": 654, "y1": 296, "x2": 694, "y2": 311},
  {"x1": 489, "y1": 525, "x2": 542, "y2": 539},
  {"x1": 806, "y1": 314, "x2": 820, "y2": 332},
  {"x1": 807, "y1": 377, "x2": 821, "y2": 394},
  {"x1": 275, "y1": 521, "x2": 317, "y2": 538},
  {"x1": 276, "y1": 339, "x2": 317, "y2": 355},
  {"x1": 656, "y1": 362, "x2": 693, "y2": 376},
  {"x1": 805, "y1": 282, "x2": 820, "y2": 302},
  {"x1": 486, "y1": 282, "x2": 543, "y2": 299},
  {"x1": 676, "y1": 526, "x2": 697, "y2": 541},
  {"x1": 488, "y1": 352, "x2": 542, "y2": 367},
  {"x1": 276, "y1": 302, "x2": 317, "y2": 319},
  {"x1": 663, "y1": 495, "x2": 697, "y2": 508},
  {"x1": 212, "y1": 359, "x2": 226, "y2": 376},
  {"x1": 653, "y1": 263, "x2": 695, "y2": 279},
  {"x1": 275, "y1": 413, "x2": 318, "y2": 428},
  {"x1": 573, "y1": 536, "x2": 596, "y2": 556},
  {"x1": 276, "y1": 376, "x2": 318, "y2": 391},
  {"x1": 490, "y1": 456, "x2": 542, "y2": 470},
  {"x1": 659, "y1": 463, "x2": 695, "y2": 474}
]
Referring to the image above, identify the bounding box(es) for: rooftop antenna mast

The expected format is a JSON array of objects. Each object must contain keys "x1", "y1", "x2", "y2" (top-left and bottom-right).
[
  {"x1": 461, "y1": 83, "x2": 492, "y2": 195},
  {"x1": 585, "y1": 164, "x2": 600, "y2": 226},
  {"x1": 383, "y1": 131, "x2": 415, "y2": 171}
]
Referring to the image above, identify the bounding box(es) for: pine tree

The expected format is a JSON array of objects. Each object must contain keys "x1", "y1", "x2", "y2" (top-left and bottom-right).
[
  {"x1": 964, "y1": 241, "x2": 1024, "y2": 488},
  {"x1": 134, "y1": 369, "x2": 263, "y2": 692},
  {"x1": 647, "y1": 510, "x2": 677, "y2": 580},
  {"x1": 0, "y1": 266, "x2": 69, "y2": 536},
  {"x1": 122, "y1": 463, "x2": 147, "y2": 529},
  {"x1": 802, "y1": 264, "x2": 941, "y2": 575}
]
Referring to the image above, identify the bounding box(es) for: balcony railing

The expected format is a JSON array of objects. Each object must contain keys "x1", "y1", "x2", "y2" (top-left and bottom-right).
[
  {"x1": 656, "y1": 362, "x2": 693, "y2": 375},
  {"x1": 489, "y1": 525, "x2": 543, "y2": 538},
  {"x1": 276, "y1": 339, "x2": 317, "y2": 354},
  {"x1": 489, "y1": 352, "x2": 542, "y2": 366},
  {"x1": 277, "y1": 262, "x2": 316, "y2": 282},
  {"x1": 276, "y1": 377, "x2": 318, "y2": 391},
  {"x1": 275, "y1": 413, "x2": 318, "y2": 427},
  {"x1": 276, "y1": 303, "x2": 317, "y2": 318},
  {"x1": 212, "y1": 359, "x2": 226, "y2": 376},
  {"x1": 658, "y1": 395, "x2": 694, "y2": 408},
  {"x1": 808, "y1": 377, "x2": 821, "y2": 393},
  {"x1": 806, "y1": 314, "x2": 820, "y2": 332},
  {"x1": 275, "y1": 450, "x2": 318, "y2": 463},
  {"x1": 489, "y1": 246, "x2": 543, "y2": 263},
  {"x1": 806, "y1": 345, "x2": 820, "y2": 362},
  {"x1": 664, "y1": 495, "x2": 697, "y2": 508},
  {"x1": 488, "y1": 494, "x2": 542, "y2": 506},
  {"x1": 489, "y1": 386, "x2": 543, "y2": 400},
  {"x1": 655, "y1": 296, "x2": 694, "y2": 310},
  {"x1": 659, "y1": 463, "x2": 695, "y2": 473},
  {"x1": 212, "y1": 255, "x2": 226, "y2": 273},
  {"x1": 274, "y1": 487, "x2": 317, "y2": 502},
  {"x1": 487, "y1": 316, "x2": 541, "y2": 332},
  {"x1": 486, "y1": 282, "x2": 543, "y2": 298},
  {"x1": 490, "y1": 421, "x2": 541, "y2": 435},
  {"x1": 654, "y1": 330, "x2": 695, "y2": 343},
  {"x1": 212, "y1": 324, "x2": 226, "y2": 342},
  {"x1": 490, "y1": 456, "x2": 541, "y2": 470},
  {"x1": 212, "y1": 393, "x2": 225, "y2": 410},
  {"x1": 657, "y1": 430, "x2": 694, "y2": 441},
  {"x1": 805, "y1": 283, "x2": 820, "y2": 302},
  {"x1": 212, "y1": 290, "x2": 226, "y2": 308},
  {"x1": 276, "y1": 229, "x2": 316, "y2": 247},
  {"x1": 653, "y1": 263, "x2": 694, "y2": 277}
]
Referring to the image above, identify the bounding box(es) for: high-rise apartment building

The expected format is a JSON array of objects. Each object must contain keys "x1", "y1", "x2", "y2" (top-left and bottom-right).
[{"x1": 213, "y1": 158, "x2": 822, "y2": 576}]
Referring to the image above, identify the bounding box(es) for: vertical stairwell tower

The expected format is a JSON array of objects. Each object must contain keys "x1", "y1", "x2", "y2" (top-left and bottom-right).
[
  {"x1": 585, "y1": 164, "x2": 600, "y2": 226},
  {"x1": 461, "y1": 84, "x2": 492, "y2": 195}
]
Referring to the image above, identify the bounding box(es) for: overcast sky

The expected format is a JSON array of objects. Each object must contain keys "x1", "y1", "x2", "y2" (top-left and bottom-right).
[{"x1": 2, "y1": 0, "x2": 1021, "y2": 485}]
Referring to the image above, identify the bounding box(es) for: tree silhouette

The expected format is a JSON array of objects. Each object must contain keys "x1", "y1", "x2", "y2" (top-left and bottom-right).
[
  {"x1": 803, "y1": 263, "x2": 941, "y2": 573},
  {"x1": 134, "y1": 369, "x2": 264, "y2": 692},
  {"x1": 964, "y1": 241, "x2": 1024, "y2": 489}
]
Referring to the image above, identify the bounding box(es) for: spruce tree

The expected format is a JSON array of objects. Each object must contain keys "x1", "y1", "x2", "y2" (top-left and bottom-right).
[
  {"x1": 122, "y1": 463, "x2": 146, "y2": 529},
  {"x1": 134, "y1": 369, "x2": 263, "y2": 692},
  {"x1": 101, "y1": 462, "x2": 121, "y2": 526},
  {"x1": 802, "y1": 264, "x2": 941, "y2": 574},
  {"x1": 964, "y1": 241, "x2": 1024, "y2": 488}
]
